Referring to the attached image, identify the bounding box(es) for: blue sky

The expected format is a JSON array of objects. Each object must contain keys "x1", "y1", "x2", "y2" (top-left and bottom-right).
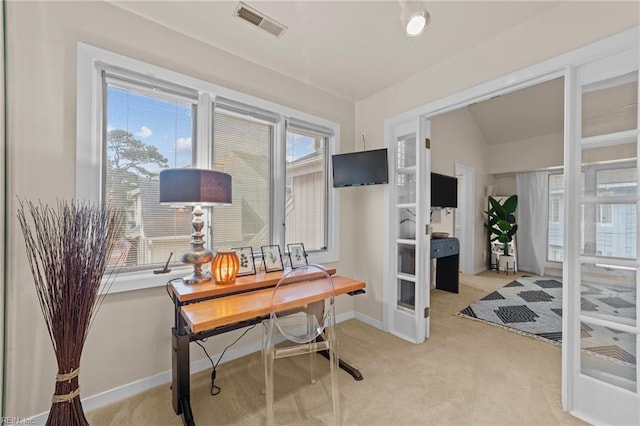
[
  {"x1": 286, "y1": 133, "x2": 316, "y2": 162},
  {"x1": 107, "y1": 86, "x2": 195, "y2": 173}
]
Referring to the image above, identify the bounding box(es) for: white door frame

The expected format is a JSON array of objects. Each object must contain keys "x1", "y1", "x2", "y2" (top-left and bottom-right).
[
  {"x1": 454, "y1": 162, "x2": 474, "y2": 275},
  {"x1": 383, "y1": 26, "x2": 639, "y2": 417}
]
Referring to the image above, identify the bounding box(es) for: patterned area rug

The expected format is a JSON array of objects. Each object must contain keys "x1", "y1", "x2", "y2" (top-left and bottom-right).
[{"x1": 458, "y1": 276, "x2": 636, "y2": 367}]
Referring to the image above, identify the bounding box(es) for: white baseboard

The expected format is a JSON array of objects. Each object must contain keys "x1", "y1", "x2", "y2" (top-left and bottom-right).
[
  {"x1": 473, "y1": 266, "x2": 488, "y2": 275},
  {"x1": 29, "y1": 310, "x2": 368, "y2": 424},
  {"x1": 335, "y1": 310, "x2": 355, "y2": 323},
  {"x1": 28, "y1": 338, "x2": 265, "y2": 426},
  {"x1": 353, "y1": 311, "x2": 383, "y2": 330}
]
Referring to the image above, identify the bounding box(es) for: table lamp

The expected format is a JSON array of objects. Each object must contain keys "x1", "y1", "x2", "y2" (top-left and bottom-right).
[
  {"x1": 211, "y1": 250, "x2": 240, "y2": 284},
  {"x1": 159, "y1": 168, "x2": 232, "y2": 284}
]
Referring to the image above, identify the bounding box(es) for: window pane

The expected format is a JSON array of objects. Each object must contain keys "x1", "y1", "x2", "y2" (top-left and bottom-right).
[
  {"x1": 594, "y1": 203, "x2": 636, "y2": 258},
  {"x1": 595, "y1": 168, "x2": 637, "y2": 258},
  {"x1": 212, "y1": 109, "x2": 271, "y2": 250},
  {"x1": 285, "y1": 129, "x2": 327, "y2": 251},
  {"x1": 596, "y1": 168, "x2": 637, "y2": 197},
  {"x1": 397, "y1": 134, "x2": 416, "y2": 168},
  {"x1": 548, "y1": 174, "x2": 564, "y2": 261},
  {"x1": 105, "y1": 85, "x2": 195, "y2": 270}
]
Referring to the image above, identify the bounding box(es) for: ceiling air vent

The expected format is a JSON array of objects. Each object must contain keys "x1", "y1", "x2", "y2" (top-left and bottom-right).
[{"x1": 235, "y1": 2, "x2": 287, "y2": 38}]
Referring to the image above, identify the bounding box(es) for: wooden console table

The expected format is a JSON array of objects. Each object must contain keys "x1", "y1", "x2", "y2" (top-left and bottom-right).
[{"x1": 168, "y1": 267, "x2": 366, "y2": 425}]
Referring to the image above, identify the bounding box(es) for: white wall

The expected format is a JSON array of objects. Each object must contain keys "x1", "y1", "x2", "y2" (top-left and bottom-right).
[
  {"x1": 4, "y1": 1, "x2": 356, "y2": 418},
  {"x1": 431, "y1": 108, "x2": 490, "y2": 273},
  {"x1": 354, "y1": 1, "x2": 639, "y2": 322},
  {"x1": 487, "y1": 132, "x2": 564, "y2": 175},
  {"x1": 487, "y1": 131, "x2": 563, "y2": 195}
]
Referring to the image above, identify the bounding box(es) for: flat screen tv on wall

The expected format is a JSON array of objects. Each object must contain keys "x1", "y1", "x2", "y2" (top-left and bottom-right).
[
  {"x1": 431, "y1": 172, "x2": 458, "y2": 208},
  {"x1": 332, "y1": 148, "x2": 389, "y2": 188}
]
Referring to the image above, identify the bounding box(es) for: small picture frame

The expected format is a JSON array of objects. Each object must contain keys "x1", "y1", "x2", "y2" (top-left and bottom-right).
[
  {"x1": 261, "y1": 245, "x2": 284, "y2": 272},
  {"x1": 287, "y1": 243, "x2": 308, "y2": 268},
  {"x1": 232, "y1": 246, "x2": 256, "y2": 277}
]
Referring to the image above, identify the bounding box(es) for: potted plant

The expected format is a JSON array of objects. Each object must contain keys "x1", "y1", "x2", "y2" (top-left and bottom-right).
[{"x1": 485, "y1": 195, "x2": 518, "y2": 272}]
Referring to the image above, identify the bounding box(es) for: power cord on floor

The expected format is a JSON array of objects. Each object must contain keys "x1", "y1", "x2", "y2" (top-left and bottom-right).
[{"x1": 195, "y1": 324, "x2": 258, "y2": 396}]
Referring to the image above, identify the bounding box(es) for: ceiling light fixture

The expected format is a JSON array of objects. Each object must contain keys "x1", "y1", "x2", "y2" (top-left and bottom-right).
[{"x1": 399, "y1": 0, "x2": 431, "y2": 37}]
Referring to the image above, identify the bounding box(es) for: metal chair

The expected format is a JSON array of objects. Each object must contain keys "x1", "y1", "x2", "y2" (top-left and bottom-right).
[{"x1": 262, "y1": 264, "x2": 340, "y2": 425}]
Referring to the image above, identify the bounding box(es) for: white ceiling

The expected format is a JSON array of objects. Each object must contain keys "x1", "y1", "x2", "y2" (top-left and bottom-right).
[{"x1": 109, "y1": 0, "x2": 562, "y2": 102}]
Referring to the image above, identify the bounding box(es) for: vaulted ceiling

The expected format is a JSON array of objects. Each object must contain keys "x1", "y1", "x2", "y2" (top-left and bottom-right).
[{"x1": 468, "y1": 77, "x2": 564, "y2": 145}]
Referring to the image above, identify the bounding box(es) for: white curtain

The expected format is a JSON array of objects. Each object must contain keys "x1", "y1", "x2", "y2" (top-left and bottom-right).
[{"x1": 516, "y1": 171, "x2": 549, "y2": 275}]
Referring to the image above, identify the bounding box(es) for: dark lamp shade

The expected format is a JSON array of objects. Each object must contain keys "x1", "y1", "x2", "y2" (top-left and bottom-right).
[{"x1": 159, "y1": 169, "x2": 232, "y2": 206}]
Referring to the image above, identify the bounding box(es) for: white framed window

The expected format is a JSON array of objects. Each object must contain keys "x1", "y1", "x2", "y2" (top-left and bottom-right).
[
  {"x1": 77, "y1": 43, "x2": 339, "y2": 292},
  {"x1": 285, "y1": 119, "x2": 332, "y2": 252},
  {"x1": 102, "y1": 70, "x2": 198, "y2": 272}
]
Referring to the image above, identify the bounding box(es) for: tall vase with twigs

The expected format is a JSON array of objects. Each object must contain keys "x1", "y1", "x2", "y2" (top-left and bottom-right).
[{"x1": 17, "y1": 199, "x2": 124, "y2": 426}]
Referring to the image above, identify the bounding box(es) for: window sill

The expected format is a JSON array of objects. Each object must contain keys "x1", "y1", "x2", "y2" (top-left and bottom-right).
[
  {"x1": 102, "y1": 265, "x2": 193, "y2": 295},
  {"x1": 307, "y1": 250, "x2": 338, "y2": 266}
]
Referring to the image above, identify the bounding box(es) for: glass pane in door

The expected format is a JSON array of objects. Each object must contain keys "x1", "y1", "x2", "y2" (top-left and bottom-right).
[
  {"x1": 580, "y1": 263, "x2": 636, "y2": 324},
  {"x1": 398, "y1": 207, "x2": 416, "y2": 240},
  {"x1": 397, "y1": 134, "x2": 416, "y2": 168},
  {"x1": 397, "y1": 171, "x2": 416, "y2": 204},
  {"x1": 580, "y1": 321, "x2": 637, "y2": 392},
  {"x1": 398, "y1": 243, "x2": 416, "y2": 275},
  {"x1": 582, "y1": 72, "x2": 638, "y2": 138},
  {"x1": 398, "y1": 279, "x2": 415, "y2": 311}
]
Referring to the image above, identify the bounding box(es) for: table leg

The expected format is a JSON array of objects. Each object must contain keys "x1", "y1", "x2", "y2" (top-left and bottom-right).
[
  {"x1": 172, "y1": 327, "x2": 194, "y2": 425},
  {"x1": 316, "y1": 335, "x2": 363, "y2": 381}
]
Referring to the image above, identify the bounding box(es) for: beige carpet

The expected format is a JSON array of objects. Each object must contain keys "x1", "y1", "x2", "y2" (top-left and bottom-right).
[{"x1": 87, "y1": 272, "x2": 586, "y2": 425}]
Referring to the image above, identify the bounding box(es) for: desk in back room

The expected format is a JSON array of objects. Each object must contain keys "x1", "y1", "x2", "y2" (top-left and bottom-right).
[{"x1": 168, "y1": 267, "x2": 366, "y2": 426}]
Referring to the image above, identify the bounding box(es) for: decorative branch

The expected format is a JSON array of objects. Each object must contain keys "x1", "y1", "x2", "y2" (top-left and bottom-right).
[{"x1": 17, "y1": 199, "x2": 124, "y2": 426}]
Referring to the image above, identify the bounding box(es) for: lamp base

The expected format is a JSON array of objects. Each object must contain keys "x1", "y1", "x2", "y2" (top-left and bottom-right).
[
  {"x1": 180, "y1": 204, "x2": 215, "y2": 284},
  {"x1": 180, "y1": 248, "x2": 215, "y2": 285},
  {"x1": 182, "y1": 271, "x2": 212, "y2": 285}
]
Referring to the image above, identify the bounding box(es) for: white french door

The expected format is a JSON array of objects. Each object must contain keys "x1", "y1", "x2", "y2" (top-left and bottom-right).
[
  {"x1": 564, "y1": 46, "x2": 640, "y2": 424},
  {"x1": 386, "y1": 118, "x2": 431, "y2": 343}
]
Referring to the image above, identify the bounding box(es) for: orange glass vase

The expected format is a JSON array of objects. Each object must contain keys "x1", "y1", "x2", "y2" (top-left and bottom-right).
[{"x1": 211, "y1": 251, "x2": 240, "y2": 284}]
